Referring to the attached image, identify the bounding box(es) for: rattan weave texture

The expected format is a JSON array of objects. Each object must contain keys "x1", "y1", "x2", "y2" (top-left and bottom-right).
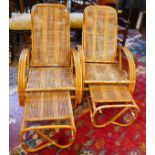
[
  {"x1": 26, "y1": 67, "x2": 74, "y2": 91},
  {"x1": 83, "y1": 6, "x2": 117, "y2": 63},
  {"x1": 89, "y1": 84, "x2": 133, "y2": 102},
  {"x1": 31, "y1": 4, "x2": 70, "y2": 66},
  {"x1": 24, "y1": 91, "x2": 72, "y2": 121},
  {"x1": 85, "y1": 63, "x2": 128, "y2": 83}
]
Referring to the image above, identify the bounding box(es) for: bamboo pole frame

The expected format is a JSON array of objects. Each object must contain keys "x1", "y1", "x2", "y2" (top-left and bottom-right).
[{"x1": 87, "y1": 85, "x2": 140, "y2": 128}]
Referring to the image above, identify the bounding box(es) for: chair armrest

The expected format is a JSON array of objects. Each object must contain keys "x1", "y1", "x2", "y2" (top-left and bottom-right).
[
  {"x1": 76, "y1": 45, "x2": 85, "y2": 85},
  {"x1": 18, "y1": 48, "x2": 30, "y2": 106},
  {"x1": 71, "y1": 48, "x2": 82, "y2": 105},
  {"x1": 118, "y1": 46, "x2": 136, "y2": 92}
]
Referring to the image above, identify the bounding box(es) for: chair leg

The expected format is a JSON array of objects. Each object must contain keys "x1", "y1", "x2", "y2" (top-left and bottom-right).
[
  {"x1": 88, "y1": 97, "x2": 140, "y2": 128},
  {"x1": 20, "y1": 124, "x2": 76, "y2": 152},
  {"x1": 112, "y1": 108, "x2": 140, "y2": 127},
  {"x1": 92, "y1": 106, "x2": 139, "y2": 128}
]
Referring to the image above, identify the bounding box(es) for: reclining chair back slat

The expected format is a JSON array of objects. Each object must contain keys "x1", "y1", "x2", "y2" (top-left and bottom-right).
[
  {"x1": 31, "y1": 4, "x2": 70, "y2": 66},
  {"x1": 83, "y1": 6, "x2": 118, "y2": 63}
]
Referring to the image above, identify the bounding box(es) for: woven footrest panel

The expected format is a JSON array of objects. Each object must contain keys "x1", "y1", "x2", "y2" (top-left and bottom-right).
[
  {"x1": 89, "y1": 84, "x2": 133, "y2": 103},
  {"x1": 26, "y1": 67, "x2": 74, "y2": 91},
  {"x1": 24, "y1": 91, "x2": 73, "y2": 121}
]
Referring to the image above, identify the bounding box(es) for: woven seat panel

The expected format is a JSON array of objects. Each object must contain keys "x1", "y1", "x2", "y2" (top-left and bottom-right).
[
  {"x1": 83, "y1": 6, "x2": 117, "y2": 62},
  {"x1": 89, "y1": 85, "x2": 133, "y2": 103},
  {"x1": 24, "y1": 91, "x2": 72, "y2": 121},
  {"x1": 31, "y1": 4, "x2": 70, "y2": 66},
  {"x1": 85, "y1": 63, "x2": 128, "y2": 83},
  {"x1": 26, "y1": 67, "x2": 74, "y2": 91}
]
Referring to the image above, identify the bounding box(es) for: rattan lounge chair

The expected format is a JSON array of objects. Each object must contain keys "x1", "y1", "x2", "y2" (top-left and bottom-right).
[
  {"x1": 78, "y1": 6, "x2": 140, "y2": 128},
  {"x1": 18, "y1": 4, "x2": 82, "y2": 152}
]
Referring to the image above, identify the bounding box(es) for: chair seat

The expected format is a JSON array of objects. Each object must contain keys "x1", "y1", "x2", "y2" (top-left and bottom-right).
[
  {"x1": 24, "y1": 91, "x2": 72, "y2": 121},
  {"x1": 89, "y1": 84, "x2": 133, "y2": 103},
  {"x1": 9, "y1": 12, "x2": 31, "y2": 30},
  {"x1": 85, "y1": 63, "x2": 128, "y2": 84},
  {"x1": 26, "y1": 67, "x2": 74, "y2": 91}
]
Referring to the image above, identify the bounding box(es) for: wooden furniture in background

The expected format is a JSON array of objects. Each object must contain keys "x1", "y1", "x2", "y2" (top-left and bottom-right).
[
  {"x1": 78, "y1": 6, "x2": 139, "y2": 127},
  {"x1": 96, "y1": 0, "x2": 134, "y2": 46},
  {"x1": 18, "y1": 4, "x2": 82, "y2": 152}
]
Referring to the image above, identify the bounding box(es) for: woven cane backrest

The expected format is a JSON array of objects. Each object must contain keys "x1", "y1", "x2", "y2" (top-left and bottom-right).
[
  {"x1": 83, "y1": 6, "x2": 118, "y2": 63},
  {"x1": 31, "y1": 4, "x2": 70, "y2": 66}
]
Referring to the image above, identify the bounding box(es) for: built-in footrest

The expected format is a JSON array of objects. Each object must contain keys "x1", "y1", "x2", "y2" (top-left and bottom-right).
[
  {"x1": 20, "y1": 91, "x2": 76, "y2": 152},
  {"x1": 88, "y1": 84, "x2": 140, "y2": 128}
]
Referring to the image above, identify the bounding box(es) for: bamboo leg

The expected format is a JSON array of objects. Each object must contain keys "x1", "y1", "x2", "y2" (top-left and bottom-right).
[
  {"x1": 20, "y1": 125, "x2": 76, "y2": 152},
  {"x1": 92, "y1": 106, "x2": 129, "y2": 128},
  {"x1": 91, "y1": 104, "x2": 140, "y2": 128}
]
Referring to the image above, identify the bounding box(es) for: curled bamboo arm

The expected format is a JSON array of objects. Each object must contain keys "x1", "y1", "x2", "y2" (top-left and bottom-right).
[
  {"x1": 71, "y1": 48, "x2": 82, "y2": 105},
  {"x1": 77, "y1": 45, "x2": 85, "y2": 90},
  {"x1": 118, "y1": 46, "x2": 136, "y2": 92},
  {"x1": 18, "y1": 49, "x2": 30, "y2": 106}
]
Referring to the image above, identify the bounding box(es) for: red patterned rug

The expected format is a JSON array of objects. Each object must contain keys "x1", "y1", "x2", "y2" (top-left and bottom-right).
[
  {"x1": 11, "y1": 61, "x2": 146, "y2": 155},
  {"x1": 10, "y1": 30, "x2": 146, "y2": 155}
]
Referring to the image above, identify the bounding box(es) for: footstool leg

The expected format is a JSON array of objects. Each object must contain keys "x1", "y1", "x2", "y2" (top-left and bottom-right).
[
  {"x1": 91, "y1": 104, "x2": 140, "y2": 128},
  {"x1": 20, "y1": 125, "x2": 76, "y2": 152}
]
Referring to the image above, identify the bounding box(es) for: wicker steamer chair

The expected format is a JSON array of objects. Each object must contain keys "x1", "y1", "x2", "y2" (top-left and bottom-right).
[
  {"x1": 18, "y1": 4, "x2": 82, "y2": 152},
  {"x1": 78, "y1": 6, "x2": 140, "y2": 128}
]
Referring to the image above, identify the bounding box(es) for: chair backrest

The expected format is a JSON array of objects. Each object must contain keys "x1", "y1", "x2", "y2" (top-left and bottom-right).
[
  {"x1": 31, "y1": 4, "x2": 70, "y2": 67},
  {"x1": 83, "y1": 6, "x2": 117, "y2": 63}
]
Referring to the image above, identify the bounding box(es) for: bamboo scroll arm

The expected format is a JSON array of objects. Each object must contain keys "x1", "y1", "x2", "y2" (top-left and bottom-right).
[
  {"x1": 118, "y1": 46, "x2": 136, "y2": 92},
  {"x1": 18, "y1": 49, "x2": 30, "y2": 106},
  {"x1": 71, "y1": 48, "x2": 82, "y2": 105},
  {"x1": 77, "y1": 45, "x2": 85, "y2": 90}
]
